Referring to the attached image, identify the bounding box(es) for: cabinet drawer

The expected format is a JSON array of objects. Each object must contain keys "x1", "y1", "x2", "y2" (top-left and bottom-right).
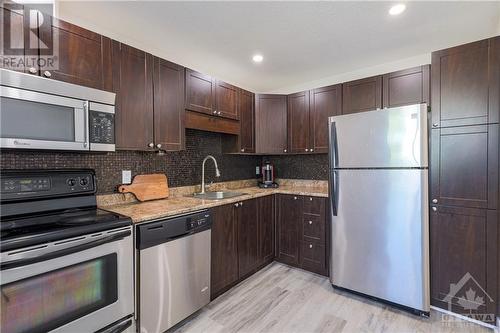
[
  {"x1": 302, "y1": 196, "x2": 325, "y2": 215},
  {"x1": 300, "y1": 241, "x2": 326, "y2": 276},
  {"x1": 302, "y1": 214, "x2": 325, "y2": 243}
]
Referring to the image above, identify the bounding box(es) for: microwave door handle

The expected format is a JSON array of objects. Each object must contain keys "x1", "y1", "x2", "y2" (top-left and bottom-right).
[
  {"x1": 83, "y1": 101, "x2": 89, "y2": 148},
  {"x1": 98, "y1": 318, "x2": 133, "y2": 333},
  {"x1": 0, "y1": 230, "x2": 131, "y2": 270}
]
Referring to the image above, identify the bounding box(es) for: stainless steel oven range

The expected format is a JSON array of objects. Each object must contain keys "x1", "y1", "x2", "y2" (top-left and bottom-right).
[{"x1": 0, "y1": 169, "x2": 135, "y2": 333}]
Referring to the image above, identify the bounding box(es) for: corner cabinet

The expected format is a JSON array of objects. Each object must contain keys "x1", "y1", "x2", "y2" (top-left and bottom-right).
[
  {"x1": 112, "y1": 42, "x2": 185, "y2": 151},
  {"x1": 255, "y1": 94, "x2": 288, "y2": 154}
]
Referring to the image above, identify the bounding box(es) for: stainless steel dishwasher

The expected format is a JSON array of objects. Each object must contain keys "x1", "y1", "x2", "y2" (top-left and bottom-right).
[{"x1": 136, "y1": 210, "x2": 211, "y2": 333}]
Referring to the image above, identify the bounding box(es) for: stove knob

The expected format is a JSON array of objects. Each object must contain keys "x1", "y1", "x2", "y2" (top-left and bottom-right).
[
  {"x1": 80, "y1": 178, "x2": 89, "y2": 186},
  {"x1": 67, "y1": 178, "x2": 76, "y2": 187}
]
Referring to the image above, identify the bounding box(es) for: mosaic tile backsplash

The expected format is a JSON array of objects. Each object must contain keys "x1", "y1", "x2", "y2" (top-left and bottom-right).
[
  {"x1": 1, "y1": 129, "x2": 329, "y2": 194},
  {"x1": 0, "y1": 130, "x2": 261, "y2": 194}
]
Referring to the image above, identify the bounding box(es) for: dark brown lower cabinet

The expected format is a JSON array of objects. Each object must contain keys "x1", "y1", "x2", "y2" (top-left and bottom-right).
[
  {"x1": 258, "y1": 195, "x2": 275, "y2": 264},
  {"x1": 210, "y1": 204, "x2": 238, "y2": 298},
  {"x1": 430, "y1": 205, "x2": 497, "y2": 322},
  {"x1": 276, "y1": 195, "x2": 328, "y2": 276},
  {"x1": 237, "y1": 199, "x2": 260, "y2": 278}
]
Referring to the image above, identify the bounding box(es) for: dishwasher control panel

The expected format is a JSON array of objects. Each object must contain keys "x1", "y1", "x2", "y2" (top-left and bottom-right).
[{"x1": 136, "y1": 210, "x2": 212, "y2": 250}]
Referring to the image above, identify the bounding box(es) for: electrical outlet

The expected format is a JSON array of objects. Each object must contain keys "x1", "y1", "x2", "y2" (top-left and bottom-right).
[
  {"x1": 122, "y1": 170, "x2": 132, "y2": 184},
  {"x1": 255, "y1": 166, "x2": 260, "y2": 175}
]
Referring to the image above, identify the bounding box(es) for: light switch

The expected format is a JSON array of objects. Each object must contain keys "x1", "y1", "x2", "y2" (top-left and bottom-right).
[{"x1": 122, "y1": 170, "x2": 132, "y2": 184}]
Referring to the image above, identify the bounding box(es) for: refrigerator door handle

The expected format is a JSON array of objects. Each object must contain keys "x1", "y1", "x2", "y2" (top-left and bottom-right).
[
  {"x1": 330, "y1": 170, "x2": 339, "y2": 216},
  {"x1": 328, "y1": 120, "x2": 338, "y2": 168}
]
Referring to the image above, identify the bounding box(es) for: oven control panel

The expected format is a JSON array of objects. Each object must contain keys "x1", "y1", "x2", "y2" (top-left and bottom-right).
[
  {"x1": 89, "y1": 111, "x2": 115, "y2": 144},
  {"x1": 1, "y1": 170, "x2": 96, "y2": 201}
]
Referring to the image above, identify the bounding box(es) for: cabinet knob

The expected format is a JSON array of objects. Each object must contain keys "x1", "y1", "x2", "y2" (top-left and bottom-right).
[
  {"x1": 28, "y1": 67, "x2": 37, "y2": 74},
  {"x1": 309, "y1": 197, "x2": 313, "y2": 201},
  {"x1": 305, "y1": 148, "x2": 309, "y2": 152},
  {"x1": 241, "y1": 148, "x2": 244, "y2": 152},
  {"x1": 234, "y1": 203, "x2": 239, "y2": 207},
  {"x1": 148, "y1": 142, "x2": 154, "y2": 148},
  {"x1": 240, "y1": 201, "x2": 243, "y2": 206},
  {"x1": 293, "y1": 196, "x2": 297, "y2": 200},
  {"x1": 310, "y1": 148, "x2": 314, "y2": 152},
  {"x1": 213, "y1": 110, "x2": 217, "y2": 114},
  {"x1": 308, "y1": 221, "x2": 312, "y2": 225},
  {"x1": 283, "y1": 149, "x2": 287, "y2": 153},
  {"x1": 309, "y1": 244, "x2": 313, "y2": 249},
  {"x1": 217, "y1": 111, "x2": 221, "y2": 115},
  {"x1": 43, "y1": 70, "x2": 51, "y2": 78},
  {"x1": 156, "y1": 144, "x2": 162, "y2": 149},
  {"x1": 432, "y1": 207, "x2": 437, "y2": 212},
  {"x1": 432, "y1": 199, "x2": 438, "y2": 204},
  {"x1": 432, "y1": 123, "x2": 438, "y2": 128}
]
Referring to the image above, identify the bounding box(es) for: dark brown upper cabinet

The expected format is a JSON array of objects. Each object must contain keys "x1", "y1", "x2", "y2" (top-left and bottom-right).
[
  {"x1": 0, "y1": 3, "x2": 31, "y2": 73},
  {"x1": 153, "y1": 58, "x2": 185, "y2": 151},
  {"x1": 310, "y1": 84, "x2": 342, "y2": 153},
  {"x1": 238, "y1": 89, "x2": 255, "y2": 153},
  {"x1": 431, "y1": 124, "x2": 498, "y2": 210},
  {"x1": 215, "y1": 80, "x2": 239, "y2": 120},
  {"x1": 430, "y1": 206, "x2": 497, "y2": 320},
  {"x1": 287, "y1": 90, "x2": 310, "y2": 153},
  {"x1": 112, "y1": 42, "x2": 154, "y2": 150},
  {"x1": 38, "y1": 16, "x2": 113, "y2": 91},
  {"x1": 185, "y1": 69, "x2": 215, "y2": 115},
  {"x1": 255, "y1": 94, "x2": 288, "y2": 154},
  {"x1": 382, "y1": 65, "x2": 430, "y2": 108},
  {"x1": 431, "y1": 37, "x2": 499, "y2": 128},
  {"x1": 342, "y1": 75, "x2": 382, "y2": 114}
]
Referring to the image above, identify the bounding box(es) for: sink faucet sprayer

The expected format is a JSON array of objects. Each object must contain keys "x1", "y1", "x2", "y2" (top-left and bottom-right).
[{"x1": 200, "y1": 155, "x2": 220, "y2": 194}]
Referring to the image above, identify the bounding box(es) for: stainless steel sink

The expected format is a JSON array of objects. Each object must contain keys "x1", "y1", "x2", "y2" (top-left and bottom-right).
[{"x1": 191, "y1": 191, "x2": 245, "y2": 200}]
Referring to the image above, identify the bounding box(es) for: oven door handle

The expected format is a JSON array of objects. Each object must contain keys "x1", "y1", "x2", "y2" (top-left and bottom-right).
[{"x1": 1, "y1": 230, "x2": 131, "y2": 270}]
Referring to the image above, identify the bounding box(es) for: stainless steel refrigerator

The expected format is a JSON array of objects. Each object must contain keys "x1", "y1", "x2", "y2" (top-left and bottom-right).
[{"x1": 328, "y1": 104, "x2": 430, "y2": 315}]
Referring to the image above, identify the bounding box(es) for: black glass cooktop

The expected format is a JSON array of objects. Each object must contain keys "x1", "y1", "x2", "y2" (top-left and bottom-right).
[{"x1": 1, "y1": 208, "x2": 132, "y2": 252}]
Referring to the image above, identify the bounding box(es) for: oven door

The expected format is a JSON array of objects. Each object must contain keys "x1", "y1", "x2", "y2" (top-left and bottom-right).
[
  {"x1": 0, "y1": 227, "x2": 134, "y2": 333},
  {"x1": 0, "y1": 86, "x2": 89, "y2": 151}
]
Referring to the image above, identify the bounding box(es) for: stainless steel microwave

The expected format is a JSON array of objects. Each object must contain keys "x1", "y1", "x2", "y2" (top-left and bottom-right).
[{"x1": 0, "y1": 69, "x2": 116, "y2": 152}]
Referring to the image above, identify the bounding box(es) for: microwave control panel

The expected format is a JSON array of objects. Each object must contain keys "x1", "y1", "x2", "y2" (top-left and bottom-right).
[{"x1": 89, "y1": 111, "x2": 115, "y2": 144}]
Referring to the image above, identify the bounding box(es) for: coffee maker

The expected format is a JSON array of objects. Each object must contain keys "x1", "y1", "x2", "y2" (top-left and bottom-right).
[{"x1": 258, "y1": 161, "x2": 279, "y2": 188}]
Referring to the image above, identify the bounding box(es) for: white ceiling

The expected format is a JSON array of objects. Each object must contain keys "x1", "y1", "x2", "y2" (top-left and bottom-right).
[{"x1": 56, "y1": 1, "x2": 500, "y2": 94}]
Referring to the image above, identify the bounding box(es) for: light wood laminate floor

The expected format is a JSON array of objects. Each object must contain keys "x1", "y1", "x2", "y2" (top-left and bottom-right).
[{"x1": 172, "y1": 262, "x2": 493, "y2": 333}]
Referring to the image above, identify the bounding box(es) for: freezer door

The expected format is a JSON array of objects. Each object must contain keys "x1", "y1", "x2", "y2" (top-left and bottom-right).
[
  {"x1": 328, "y1": 104, "x2": 428, "y2": 168},
  {"x1": 329, "y1": 169, "x2": 429, "y2": 312}
]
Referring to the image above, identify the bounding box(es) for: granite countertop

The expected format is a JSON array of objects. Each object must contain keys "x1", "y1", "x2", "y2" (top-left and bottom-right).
[{"x1": 99, "y1": 180, "x2": 328, "y2": 224}]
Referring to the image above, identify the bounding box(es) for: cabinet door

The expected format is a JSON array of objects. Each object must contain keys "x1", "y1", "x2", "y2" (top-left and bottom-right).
[
  {"x1": 276, "y1": 194, "x2": 302, "y2": 266},
  {"x1": 342, "y1": 75, "x2": 382, "y2": 115},
  {"x1": 431, "y1": 125, "x2": 498, "y2": 209},
  {"x1": 215, "y1": 80, "x2": 239, "y2": 120},
  {"x1": 237, "y1": 199, "x2": 259, "y2": 278},
  {"x1": 430, "y1": 206, "x2": 497, "y2": 321},
  {"x1": 382, "y1": 65, "x2": 430, "y2": 108},
  {"x1": 1, "y1": 3, "x2": 32, "y2": 73},
  {"x1": 211, "y1": 204, "x2": 238, "y2": 298},
  {"x1": 258, "y1": 195, "x2": 274, "y2": 264},
  {"x1": 38, "y1": 16, "x2": 113, "y2": 91},
  {"x1": 287, "y1": 90, "x2": 310, "y2": 154},
  {"x1": 153, "y1": 58, "x2": 185, "y2": 151},
  {"x1": 431, "y1": 38, "x2": 499, "y2": 127},
  {"x1": 185, "y1": 69, "x2": 215, "y2": 115},
  {"x1": 310, "y1": 85, "x2": 341, "y2": 153},
  {"x1": 112, "y1": 42, "x2": 154, "y2": 150},
  {"x1": 238, "y1": 89, "x2": 255, "y2": 153},
  {"x1": 255, "y1": 94, "x2": 288, "y2": 154}
]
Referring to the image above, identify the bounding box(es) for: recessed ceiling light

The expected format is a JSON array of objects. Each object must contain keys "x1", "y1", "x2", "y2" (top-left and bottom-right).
[
  {"x1": 252, "y1": 54, "x2": 263, "y2": 63},
  {"x1": 389, "y1": 4, "x2": 406, "y2": 16}
]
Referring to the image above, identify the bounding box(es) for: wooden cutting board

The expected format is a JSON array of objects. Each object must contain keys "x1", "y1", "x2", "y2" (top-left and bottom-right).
[{"x1": 118, "y1": 174, "x2": 169, "y2": 201}]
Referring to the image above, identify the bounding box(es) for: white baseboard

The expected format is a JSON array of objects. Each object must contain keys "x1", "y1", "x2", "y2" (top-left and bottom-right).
[{"x1": 431, "y1": 306, "x2": 497, "y2": 331}]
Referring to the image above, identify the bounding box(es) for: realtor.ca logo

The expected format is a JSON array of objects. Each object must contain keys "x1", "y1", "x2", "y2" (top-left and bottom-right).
[
  {"x1": 1, "y1": 1, "x2": 58, "y2": 71},
  {"x1": 441, "y1": 272, "x2": 496, "y2": 324}
]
